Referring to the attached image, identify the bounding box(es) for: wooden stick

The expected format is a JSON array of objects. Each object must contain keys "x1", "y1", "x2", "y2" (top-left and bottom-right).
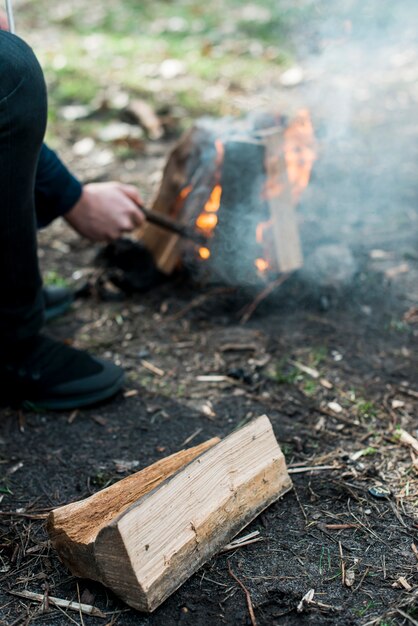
[
  {"x1": 140, "y1": 205, "x2": 208, "y2": 245},
  {"x1": 239, "y1": 274, "x2": 290, "y2": 324},
  {"x1": 397, "y1": 429, "x2": 418, "y2": 455},
  {"x1": 288, "y1": 464, "x2": 340, "y2": 474},
  {"x1": 324, "y1": 524, "x2": 359, "y2": 530},
  {"x1": 8, "y1": 590, "x2": 105, "y2": 618},
  {"x1": 263, "y1": 128, "x2": 303, "y2": 273},
  {"x1": 339, "y1": 541, "x2": 346, "y2": 587},
  {"x1": 228, "y1": 563, "x2": 258, "y2": 626}
]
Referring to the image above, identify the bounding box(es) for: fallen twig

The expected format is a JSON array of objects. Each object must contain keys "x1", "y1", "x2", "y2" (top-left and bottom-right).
[
  {"x1": 8, "y1": 590, "x2": 105, "y2": 618},
  {"x1": 398, "y1": 387, "x2": 418, "y2": 400},
  {"x1": 293, "y1": 484, "x2": 308, "y2": 523},
  {"x1": 289, "y1": 360, "x2": 319, "y2": 379},
  {"x1": 222, "y1": 531, "x2": 262, "y2": 552},
  {"x1": 0, "y1": 511, "x2": 47, "y2": 520},
  {"x1": 228, "y1": 563, "x2": 258, "y2": 626},
  {"x1": 140, "y1": 360, "x2": 165, "y2": 377},
  {"x1": 396, "y1": 608, "x2": 418, "y2": 626},
  {"x1": 297, "y1": 589, "x2": 315, "y2": 612},
  {"x1": 288, "y1": 464, "x2": 341, "y2": 474},
  {"x1": 393, "y1": 576, "x2": 413, "y2": 591},
  {"x1": 354, "y1": 566, "x2": 369, "y2": 592},
  {"x1": 324, "y1": 523, "x2": 359, "y2": 530},
  {"x1": 196, "y1": 375, "x2": 230, "y2": 383},
  {"x1": 339, "y1": 542, "x2": 346, "y2": 587},
  {"x1": 397, "y1": 428, "x2": 418, "y2": 455},
  {"x1": 239, "y1": 274, "x2": 290, "y2": 325},
  {"x1": 77, "y1": 583, "x2": 86, "y2": 626},
  {"x1": 181, "y1": 428, "x2": 203, "y2": 446},
  {"x1": 363, "y1": 590, "x2": 418, "y2": 626},
  {"x1": 296, "y1": 589, "x2": 337, "y2": 613},
  {"x1": 168, "y1": 287, "x2": 235, "y2": 322}
]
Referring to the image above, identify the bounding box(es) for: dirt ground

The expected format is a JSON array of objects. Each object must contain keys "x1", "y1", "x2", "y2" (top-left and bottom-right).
[{"x1": 1, "y1": 2, "x2": 418, "y2": 625}]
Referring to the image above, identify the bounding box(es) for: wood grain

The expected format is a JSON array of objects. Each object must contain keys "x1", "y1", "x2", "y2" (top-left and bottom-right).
[
  {"x1": 47, "y1": 438, "x2": 219, "y2": 580},
  {"x1": 48, "y1": 416, "x2": 292, "y2": 613}
]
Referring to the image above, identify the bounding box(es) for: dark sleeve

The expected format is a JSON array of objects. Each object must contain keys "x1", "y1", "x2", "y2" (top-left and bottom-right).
[{"x1": 35, "y1": 144, "x2": 83, "y2": 228}]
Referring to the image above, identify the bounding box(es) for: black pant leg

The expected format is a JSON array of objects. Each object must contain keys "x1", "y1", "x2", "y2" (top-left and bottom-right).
[{"x1": 0, "y1": 31, "x2": 47, "y2": 349}]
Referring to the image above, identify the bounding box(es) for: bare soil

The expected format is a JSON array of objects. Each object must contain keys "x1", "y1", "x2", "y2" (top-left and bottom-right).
[{"x1": 1, "y1": 6, "x2": 418, "y2": 626}]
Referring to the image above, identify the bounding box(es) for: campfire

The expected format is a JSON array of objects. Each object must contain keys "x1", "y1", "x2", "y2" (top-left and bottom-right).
[{"x1": 137, "y1": 110, "x2": 316, "y2": 287}]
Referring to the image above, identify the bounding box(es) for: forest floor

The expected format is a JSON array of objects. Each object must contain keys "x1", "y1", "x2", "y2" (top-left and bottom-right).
[{"x1": 1, "y1": 1, "x2": 417, "y2": 625}]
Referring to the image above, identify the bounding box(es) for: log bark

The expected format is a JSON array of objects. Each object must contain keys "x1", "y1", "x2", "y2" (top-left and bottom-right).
[
  {"x1": 138, "y1": 127, "x2": 208, "y2": 274},
  {"x1": 48, "y1": 415, "x2": 292, "y2": 613}
]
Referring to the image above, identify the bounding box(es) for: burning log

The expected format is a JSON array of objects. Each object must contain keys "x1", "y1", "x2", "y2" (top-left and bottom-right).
[
  {"x1": 47, "y1": 415, "x2": 292, "y2": 613},
  {"x1": 137, "y1": 112, "x2": 316, "y2": 285}
]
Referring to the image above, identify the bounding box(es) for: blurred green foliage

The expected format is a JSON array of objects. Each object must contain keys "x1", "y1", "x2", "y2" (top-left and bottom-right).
[{"x1": 19, "y1": 0, "x2": 304, "y2": 135}]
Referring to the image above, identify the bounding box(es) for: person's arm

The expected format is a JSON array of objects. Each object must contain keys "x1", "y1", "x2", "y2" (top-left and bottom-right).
[
  {"x1": 35, "y1": 144, "x2": 145, "y2": 240},
  {"x1": 35, "y1": 144, "x2": 83, "y2": 227},
  {"x1": 2, "y1": 12, "x2": 145, "y2": 240},
  {"x1": 64, "y1": 181, "x2": 145, "y2": 241}
]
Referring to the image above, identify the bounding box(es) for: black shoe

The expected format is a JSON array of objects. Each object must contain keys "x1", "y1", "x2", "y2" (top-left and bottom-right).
[
  {"x1": 43, "y1": 286, "x2": 74, "y2": 321},
  {"x1": 1, "y1": 335, "x2": 125, "y2": 410}
]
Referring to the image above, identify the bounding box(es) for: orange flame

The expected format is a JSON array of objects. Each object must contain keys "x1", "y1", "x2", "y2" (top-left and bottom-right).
[
  {"x1": 255, "y1": 258, "x2": 269, "y2": 273},
  {"x1": 284, "y1": 109, "x2": 316, "y2": 202},
  {"x1": 204, "y1": 184, "x2": 222, "y2": 212},
  {"x1": 173, "y1": 184, "x2": 193, "y2": 215},
  {"x1": 196, "y1": 213, "x2": 218, "y2": 231},
  {"x1": 199, "y1": 247, "x2": 211, "y2": 260},
  {"x1": 179, "y1": 184, "x2": 193, "y2": 200},
  {"x1": 195, "y1": 141, "x2": 224, "y2": 251},
  {"x1": 215, "y1": 139, "x2": 225, "y2": 167}
]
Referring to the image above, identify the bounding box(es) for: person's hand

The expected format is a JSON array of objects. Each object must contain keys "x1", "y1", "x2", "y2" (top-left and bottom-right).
[
  {"x1": 0, "y1": 10, "x2": 9, "y2": 30},
  {"x1": 65, "y1": 182, "x2": 145, "y2": 242}
]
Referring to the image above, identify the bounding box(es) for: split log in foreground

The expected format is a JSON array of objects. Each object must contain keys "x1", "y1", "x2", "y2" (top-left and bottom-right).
[{"x1": 48, "y1": 415, "x2": 292, "y2": 613}]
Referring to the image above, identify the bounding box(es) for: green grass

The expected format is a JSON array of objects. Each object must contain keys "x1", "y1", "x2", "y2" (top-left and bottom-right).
[
  {"x1": 43, "y1": 271, "x2": 69, "y2": 288},
  {"x1": 356, "y1": 400, "x2": 378, "y2": 420},
  {"x1": 303, "y1": 380, "x2": 319, "y2": 396},
  {"x1": 272, "y1": 362, "x2": 300, "y2": 385},
  {"x1": 318, "y1": 546, "x2": 332, "y2": 574},
  {"x1": 356, "y1": 600, "x2": 377, "y2": 617},
  {"x1": 361, "y1": 446, "x2": 378, "y2": 456},
  {"x1": 309, "y1": 345, "x2": 327, "y2": 367},
  {"x1": 18, "y1": 0, "x2": 306, "y2": 147}
]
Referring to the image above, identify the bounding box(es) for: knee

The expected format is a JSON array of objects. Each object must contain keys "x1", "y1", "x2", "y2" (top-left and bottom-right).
[{"x1": 0, "y1": 31, "x2": 45, "y2": 103}]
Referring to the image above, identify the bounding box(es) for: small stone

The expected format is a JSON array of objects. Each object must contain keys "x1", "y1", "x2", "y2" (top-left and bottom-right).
[
  {"x1": 280, "y1": 66, "x2": 304, "y2": 87},
  {"x1": 73, "y1": 137, "x2": 96, "y2": 156},
  {"x1": 98, "y1": 122, "x2": 144, "y2": 143},
  {"x1": 328, "y1": 401, "x2": 343, "y2": 414},
  {"x1": 369, "y1": 485, "x2": 391, "y2": 499},
  {"x1": 60, "y1": 104, "x2": 91, "y2": 121},
  {"x1": 159, "y1": 59, "x2": 186, "y2": 79},
  {"x1": 345, "y1": 568, "x2": 355, "y2": 587}
]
